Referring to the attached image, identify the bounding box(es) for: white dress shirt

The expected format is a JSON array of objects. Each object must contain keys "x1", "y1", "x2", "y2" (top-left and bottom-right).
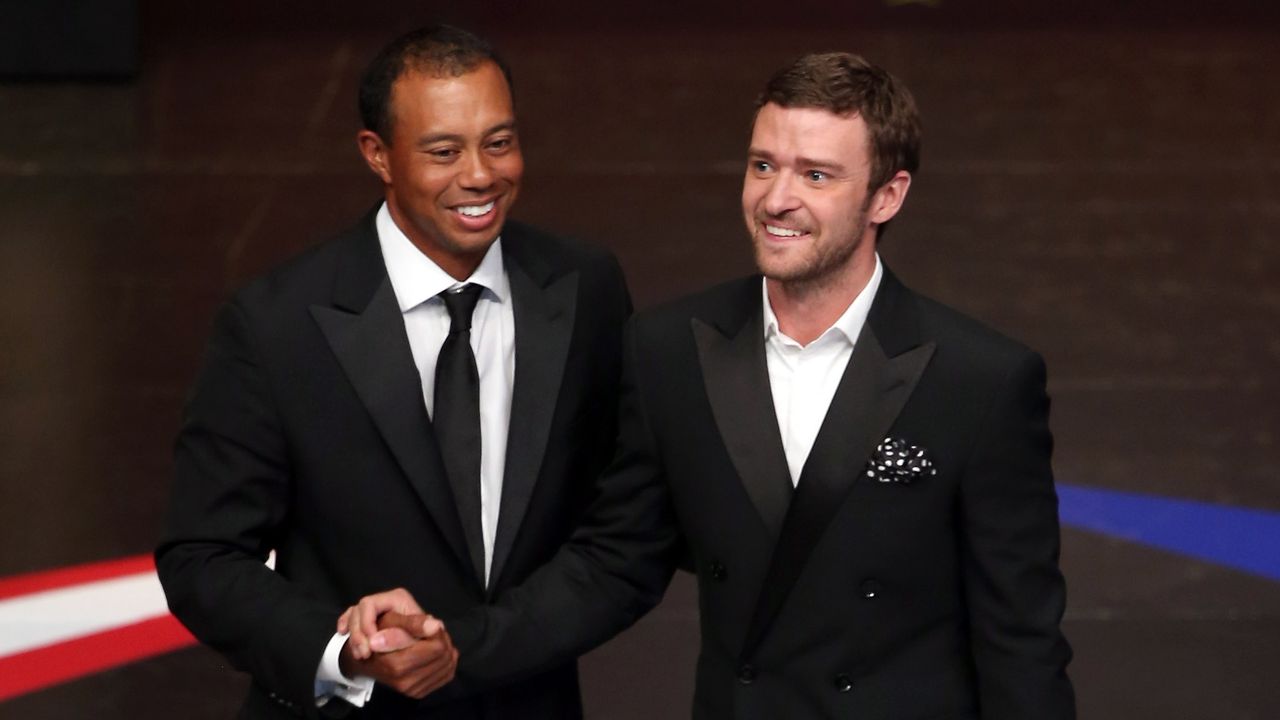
[
  {"x1": 764, "y1": 255, "x2": 883, "y2": 484},
  {"x1": 316, "y1": 203, "x2": 516, "y2": 706}
]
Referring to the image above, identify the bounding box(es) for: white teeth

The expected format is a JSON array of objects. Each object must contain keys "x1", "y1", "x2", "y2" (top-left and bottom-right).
[
  {"x1": 765, "y1": 224, "x2": 803, "y2": 237},
  {"x1": 456, "y1": 201, "x2": 495, "y2": 217}
]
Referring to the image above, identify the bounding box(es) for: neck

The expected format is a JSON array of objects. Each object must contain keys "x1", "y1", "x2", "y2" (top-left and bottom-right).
[
  {"x1": 767, "y1": 252, "x2": 876, "y2": 346},
  {"x1": 385, "y1": 197, "x2": 486, "y2": 281},
  {"x1": 431, "y1": 253, "x2": 485, "y2": 282}
]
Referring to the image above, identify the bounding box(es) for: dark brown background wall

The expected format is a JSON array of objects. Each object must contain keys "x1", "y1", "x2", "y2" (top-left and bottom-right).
[{"x1": 1, "y1": 2, "x2": 1277, "y2": 717}]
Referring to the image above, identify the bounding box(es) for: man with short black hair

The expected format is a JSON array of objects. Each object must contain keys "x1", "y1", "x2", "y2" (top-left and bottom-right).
[
  {"x1": 157, "y1": 25, "x2": 640, "y2": 718},
  {"x1": 351, "y1": 50, "x2": 1075, "y2": 719}
]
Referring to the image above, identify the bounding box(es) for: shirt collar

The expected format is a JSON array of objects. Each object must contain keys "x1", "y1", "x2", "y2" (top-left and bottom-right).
[
  {"x1": 376, "y1": 202, "x2": 509, "y2": 312},
  {"x1": 762, "y1": 253, "x2": 884, "y2": 348}
]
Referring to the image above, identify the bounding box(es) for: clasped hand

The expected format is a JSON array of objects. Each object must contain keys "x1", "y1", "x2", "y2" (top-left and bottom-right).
[{"x1": 337, "y1": 588, "x2": 457, "y2": 699}]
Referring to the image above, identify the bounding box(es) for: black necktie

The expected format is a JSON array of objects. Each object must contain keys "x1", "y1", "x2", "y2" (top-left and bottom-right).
[{"x1": 434, "y1": 284, "x2": 486, "y2": 584}]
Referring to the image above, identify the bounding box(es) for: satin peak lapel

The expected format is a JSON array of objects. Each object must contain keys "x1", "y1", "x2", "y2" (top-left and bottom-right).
[
  {"x1": 742, "y1": 326, "x2": 935, "y2": 657},
  {"x1": 489, "y1": 260, "x2": 578, "y2": 589},
  {"x1": 692, "y1": 308, "x2": 793, "y2": 538},
  {"x1": 311, "y1": 278, "x2": 478, "y2": 590}
]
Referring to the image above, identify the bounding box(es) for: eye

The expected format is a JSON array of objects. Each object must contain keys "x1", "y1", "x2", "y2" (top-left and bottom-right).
[
  {"x1": 806, "y1": 170, "x2": 828, "y2": 182},
  {"x1": 751, "y1": 160, "x2": 772, "y2": 173},
  {"x1": 426, "y1": 147, "x2": 459, "y2": 161},
  {"x1": 487, "y1": 136, "x2": 514, "y2": 153}
]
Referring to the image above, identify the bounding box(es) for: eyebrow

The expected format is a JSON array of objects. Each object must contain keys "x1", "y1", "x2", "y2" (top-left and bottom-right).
[{"x1": 415, "y1": 121, "x2": 518, "y2": 148}]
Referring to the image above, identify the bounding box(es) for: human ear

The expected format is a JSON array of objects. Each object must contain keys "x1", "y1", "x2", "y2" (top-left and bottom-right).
[{"x1": 356, "y1": 130, "x2": 393, "y2": 184}]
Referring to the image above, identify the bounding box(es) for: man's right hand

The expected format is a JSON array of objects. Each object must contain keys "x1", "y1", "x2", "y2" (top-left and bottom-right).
[
  {"x1": 338, "y1": 587, "x2": 428, "y2": 659},
  {"x1": 337, "y1": 607, "x2": 458, "y2": 700}
]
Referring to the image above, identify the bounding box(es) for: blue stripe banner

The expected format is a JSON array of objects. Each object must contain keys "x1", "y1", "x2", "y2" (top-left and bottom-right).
[{"x1": 1057, "y1": 483, "x2": 1280, "y2": 582}]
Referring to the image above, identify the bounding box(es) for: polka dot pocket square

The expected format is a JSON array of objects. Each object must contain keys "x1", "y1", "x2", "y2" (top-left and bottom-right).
[{"x1": 865, "y1": 437, "x2": 936, "y2": 485}]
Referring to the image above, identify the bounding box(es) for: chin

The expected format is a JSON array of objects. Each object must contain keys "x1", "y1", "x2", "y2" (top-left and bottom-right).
[{"x1": 753, "y1": 249, "x2": 801, "y2": 281}]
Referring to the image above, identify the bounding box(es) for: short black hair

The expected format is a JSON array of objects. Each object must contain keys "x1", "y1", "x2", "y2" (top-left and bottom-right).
[{"x1": 358, "y1": 24, "x2": 513, "y2": 141}]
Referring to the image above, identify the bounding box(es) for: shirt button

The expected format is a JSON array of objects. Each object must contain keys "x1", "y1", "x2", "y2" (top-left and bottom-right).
[
  {"x1": 737, "y1": 664, "x2": 757, "y2": 685},
  {"x1": 833, "y1": 673, "x2": 854, "y2": 692},
  {"x1": 709, "y1": 560, "x2": 728, "y2": 582},
  {"x1": 860, "y1": 579, "x2": 883, "y2": 599}
]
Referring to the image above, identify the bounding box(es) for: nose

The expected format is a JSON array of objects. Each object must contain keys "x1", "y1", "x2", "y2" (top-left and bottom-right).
[
  {"x1": 761, "y1": 172, "x2": 799, "y2": 216},
  {"x1": 458, "y1": 150, "x2": 494, "y2": 190}
]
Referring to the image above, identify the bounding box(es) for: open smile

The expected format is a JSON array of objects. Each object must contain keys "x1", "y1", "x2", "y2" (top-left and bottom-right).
[
  {"x1": 763, "y1": 223, "x2": 809, "y2": 239},
  {"x1": 454, "y1": 200, "x2": 496, "y2": 218}
]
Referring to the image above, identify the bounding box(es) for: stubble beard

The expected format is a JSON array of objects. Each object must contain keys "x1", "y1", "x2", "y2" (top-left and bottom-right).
[{"x1": 751, "y1": 207, "x2": 869, "y2": 298}]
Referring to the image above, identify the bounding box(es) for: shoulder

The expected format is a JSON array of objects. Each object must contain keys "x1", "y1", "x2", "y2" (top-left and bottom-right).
[
  {"x1": 899, "y1": 283, "x2": 1045, "y2": 390},
  {"x1": 644, "y1": 275, "x2": 758, "y2": 320},
  {"x1": 501, "y1": 221, "x2": 632, "y2": 324},
  {"x1": 502, "y1": 220, "x2": 621, "y2": 275},
  {"x1": 630, "y1": 275, "x2": 759, "y2": 344},
  {"x1": 920, "y1": 295, "x2": 1034, "y2": 358},
  {"x1": 228, "y1": 210, "x2": 379, "y2": 322}
]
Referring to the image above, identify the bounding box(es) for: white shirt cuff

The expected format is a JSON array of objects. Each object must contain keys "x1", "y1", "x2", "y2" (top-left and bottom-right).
[{"x1": 314, "y1": 632, "x2": 375, "y2": 708}]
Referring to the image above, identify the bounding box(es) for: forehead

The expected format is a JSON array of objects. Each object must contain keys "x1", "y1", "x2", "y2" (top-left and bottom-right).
[
  {"x1": 388, "y1": 61, "x2": 514, "y2": 135},
  {"x1": 750, "y1": 103, "x2": 869, "y2": 165}
]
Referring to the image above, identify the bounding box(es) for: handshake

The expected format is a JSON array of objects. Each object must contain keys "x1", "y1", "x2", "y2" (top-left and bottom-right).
[{"x1": 337, "y1": 588, "x2": 458, "y2": 699}]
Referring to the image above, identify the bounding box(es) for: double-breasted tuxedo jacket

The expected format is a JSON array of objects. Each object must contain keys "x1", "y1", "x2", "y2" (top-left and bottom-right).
[
  {"x1": 156, "y1": 209, "x2": 634, "y2": 719},
  {"x1": 448, "y1": 268, "x2": 1075, "y2": 719}
]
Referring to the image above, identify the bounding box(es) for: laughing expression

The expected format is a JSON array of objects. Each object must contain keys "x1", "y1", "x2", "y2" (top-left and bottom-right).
[
  {"x1": 364, "y1": 60, "x2": 523, "y2": 279},
  {"x1": 742, "y1": 103, "x2": 879, "y2": 289}
]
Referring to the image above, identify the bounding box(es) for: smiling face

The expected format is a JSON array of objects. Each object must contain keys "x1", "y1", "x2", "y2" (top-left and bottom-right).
[
  {"x1": 358, "y1": 60, "x2": 523, "y2": 279},
  {"x1": 743, "y1": 102, "x2": 888, "y2": 291}
]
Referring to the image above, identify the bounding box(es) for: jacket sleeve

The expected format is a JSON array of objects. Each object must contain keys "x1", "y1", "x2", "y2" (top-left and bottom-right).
[
  {"x1": 959, "y1": 351, "x2": 1076, "y2": 719},
  {"x1": 155, "y1": 297, "x2": 339, "y2": 719}
]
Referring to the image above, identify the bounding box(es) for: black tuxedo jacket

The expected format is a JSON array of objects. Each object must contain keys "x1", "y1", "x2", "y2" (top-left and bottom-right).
[
  {"x1": 156, "y1": 208, "x2": 633, "y2": 719},
  {"x1": 450, "y1": 268, "x2": 1075, "y2": 719}
]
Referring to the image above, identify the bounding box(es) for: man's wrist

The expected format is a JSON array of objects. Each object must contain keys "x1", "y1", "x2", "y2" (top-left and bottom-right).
[{"x1": 315, "y1": 632, "x2": 374, "y2": 707}]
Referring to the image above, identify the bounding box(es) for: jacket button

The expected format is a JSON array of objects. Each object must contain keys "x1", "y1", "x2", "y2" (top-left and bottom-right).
[
  {"x1": 860, "y1": 579, "x2": 882, "y2": 599},
  {"x1": 833, "y1": 673, "x2": 854, "y2": 693},
  {"x1": 737, "y1": 664, "x2": 756, "y2": 684},
  {"x1": 709, "y1": 560, "x2": 727, "y2": 582}
]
